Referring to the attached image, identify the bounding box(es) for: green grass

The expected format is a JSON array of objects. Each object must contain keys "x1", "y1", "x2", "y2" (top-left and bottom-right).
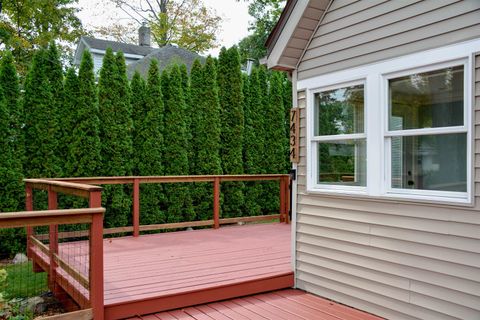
[{"x1": 1, "y1": 262, "x2": 48, "y2": 300}]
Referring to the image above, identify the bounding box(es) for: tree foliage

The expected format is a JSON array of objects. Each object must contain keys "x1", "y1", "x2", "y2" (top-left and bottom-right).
[
  {"x1": 107, "y1": 0, "x2": 221, "y2": 53},
  {"x1": 161, "y1": 65, "x2": 195, "y2": 222},
  {"x1": 0, "y1": 0, "x2": 84, "y2": 74},
  {"x1": 98, "y1": 49, "x2": 133, "y2": 227},
  {"x1": 134, "y1": 61, "x2": 165, "y2": 224},
  {"x1": 0, "y1": 51, "x2": 23, "y2": 169},
  {"x1": 190, "y1": 57, "x2": 222, "y2": 219},
  {"x1": 218, "y1": 47, "x2": 245, "y2": 217},
  {"x1": 66, "y1": 50, "x2": 101, "y2": 178},
  {"x1": 24, "y1": 48, "x2": 61, "y2": 179}
]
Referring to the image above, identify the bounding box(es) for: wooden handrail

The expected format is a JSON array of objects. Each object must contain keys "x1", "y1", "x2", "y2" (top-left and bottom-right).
[
  {"x1": 24, "y1": 179, "x2": 103, "y2": 198},
  {"x1": 0, "y1": 208, "x2": 105, "y2": 228}
]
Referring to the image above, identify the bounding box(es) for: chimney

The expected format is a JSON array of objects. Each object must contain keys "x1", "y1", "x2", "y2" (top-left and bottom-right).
[
  {"x1": 138, "y1": 22, "x2": 151, "y2": 47},
  {"x1": 246, "y1": 59, "x2": 255, "y2": 76}
]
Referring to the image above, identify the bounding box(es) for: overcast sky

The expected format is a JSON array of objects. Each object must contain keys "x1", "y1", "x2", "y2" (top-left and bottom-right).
[{"x1": 76, "y1": 0, "x2": 252, "y2": 56}]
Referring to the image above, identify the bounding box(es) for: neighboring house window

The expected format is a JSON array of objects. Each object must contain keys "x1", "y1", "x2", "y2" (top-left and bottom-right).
[
  {"x1": 304, "y1": 40, "x2": 476, "y2": 203},
  {"x1": 312, "y1": 82, "x2": 366, "y2": 190}
]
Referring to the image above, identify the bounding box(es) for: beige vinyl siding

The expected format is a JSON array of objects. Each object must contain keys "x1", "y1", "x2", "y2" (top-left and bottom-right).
[
  {"x1": 297, "y1": 0, "x2": 480, "y2": 80},
  {"x1": 294, "y1": 56, "x2": 480, "y2": 320}
]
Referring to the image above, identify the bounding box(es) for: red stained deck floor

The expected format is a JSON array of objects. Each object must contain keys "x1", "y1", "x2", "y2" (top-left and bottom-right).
[
  {"x1": 47, "y1": 223, "x2": 293, "y2": 319},
  {"x1": 127, "y1": 289, "x2": 383, "y2": 320}
]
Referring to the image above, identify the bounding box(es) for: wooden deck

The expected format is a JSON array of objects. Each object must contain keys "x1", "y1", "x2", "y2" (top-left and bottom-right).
[
  {"x1": 127, "y1": 289, "x2": 384, "y2": 320},
  {"x1": 33, "y1": 223, "x2": 293, "y2": 319}
]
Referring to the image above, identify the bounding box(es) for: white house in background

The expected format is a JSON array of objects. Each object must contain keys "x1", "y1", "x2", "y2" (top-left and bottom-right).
[
  {"x1": 73, "y1": 24, "x2": 156, "y2": 74},
  {"x1": 266, "y1": 0, "x2": 480, "y2": 319}
]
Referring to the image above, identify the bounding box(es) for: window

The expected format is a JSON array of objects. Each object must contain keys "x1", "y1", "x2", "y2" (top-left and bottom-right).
[
  {"x1": 312, "y1": 83, "x2": 366, "y2": 189},
  {"x1": 303, "y1": 39, "x2": 476, "y2": 203},
  {"x1": 386, "y1": 66, "x2": 467, "y2": 194}
]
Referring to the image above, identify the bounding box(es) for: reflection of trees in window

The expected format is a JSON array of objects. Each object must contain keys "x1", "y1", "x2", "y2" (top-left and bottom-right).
[{"x1": 315, "y1": 85, "x2": 364, "y2": 183}]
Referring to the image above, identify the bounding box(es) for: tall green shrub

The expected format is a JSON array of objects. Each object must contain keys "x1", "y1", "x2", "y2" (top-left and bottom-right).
[
  {"x1": 0, "y1": 51, "x2": 23, "y2": 167},
  {"x1": 61, "y1": 68, "x2": 79, "y2": 164},
  {"x1": 135, "y1": 60, "x2": 165, "y2": 225},
  {"x1": 66, "y1": 50, "x2": 101, "y2": 178},
  {"x1": 24, "y1": 48, "x2": 61, "y2": 179},
  {"x1": 0, "y1": 84, "x2": 24, "y2": 256},
  {"x1": 131, "y1": 71, "x2": 147, "y2": 176},
  {"x1": 243, "y1": 67, "x2": 264, "y2": 215},
  {"x1": 180, "y1": 64, "x2": 194, "y2": 174},
  {"x1": 263, "y1": 71, "x2": 288, "y2": 213},
  {"x1": 98, "y1": 49, "x2": 133, "y2": 227},
  {"x1": 190, "y1": 58, "x2": 222, "y2": 219},
  {"x1": 162, "y1": 66, "x2": 195, "y2": 222},
  {"x1": 217, "y1": 47, "x2": 244, "y2": 217},
  {"x1": 283, "y1": 76, "x2": 292, "y2": 171}
]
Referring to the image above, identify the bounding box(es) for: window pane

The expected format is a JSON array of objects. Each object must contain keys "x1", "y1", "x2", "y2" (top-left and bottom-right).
[
  {"x1": 389, "y1": 66, "x2": 464, "y2": 131},
  {"x1": 315, "y1": 84, "x2": 364, "y2": 136},
  {"x1": 391, "y1": 133, "x2": 466, "y2": 192},
  {"x1": 318, "y1": 140, "x2": 366, "y2": 186}
]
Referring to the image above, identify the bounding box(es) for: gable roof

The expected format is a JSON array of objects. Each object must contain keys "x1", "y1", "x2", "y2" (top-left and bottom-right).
[
  {"x1": 81, "y1": 36, "x2": 156, "y2": 57},
  {"x1": 126, "y1": 45, "x2": 205, "y2": 78},
  {"x1": 265, "y1": 0, "x2": 330, "y2": 71}
]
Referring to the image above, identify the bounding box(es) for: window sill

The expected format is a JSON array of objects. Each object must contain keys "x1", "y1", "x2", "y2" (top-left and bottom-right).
[{"x1": 304, "y1": 187, "x2": 474, "y2": 208}]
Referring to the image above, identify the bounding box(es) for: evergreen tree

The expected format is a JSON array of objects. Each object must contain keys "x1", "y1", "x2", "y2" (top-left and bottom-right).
[
  {"x1": 162, "y1": 65, "x2": 194, "y2": 222},
  {"x1": 45, "y1": 42, "x2": 66, "y2": 172},
  {"x1": 135, "y1": 60, "x2": 165, "y2": 225},
  {"x1": 98, "y1": 49, "x2": 133, "y2": 227},
  {"x1": 190, "y1": 57, "x2": 222, "y2": 219},
  {"x1": 243, "y1": 67, "x2": 265, "y2": 215},
  {"x1": 263, "y1": 71, "x2": 288, "y2": 213},
  {"x1": 61, "y1": 68, "x2": 79, "y2": 164},
  {"x1": 0, "y1": 51, "x2": 23, "y2": 168},
  {"x1": 131, "y1": 71, "x2": 147, "y2": 176},
  {"x1": 217, "y1": 46, "x2": 244, "y2": 217},
  {"x1": 0, "y1": 83, "x2": 25, "y2": 256},
  {"x1": 66, "y1": 50, "x2": 101, "y2": 178},
  {"x1": 180, "y1": 63, "x2": 194, "y2": 174},
  {"x1": 24, "y1": 48, "x2": 61, "y2": 179}
]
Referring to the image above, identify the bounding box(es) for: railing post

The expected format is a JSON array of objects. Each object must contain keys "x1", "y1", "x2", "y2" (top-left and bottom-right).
[
  {"x1": 280, "y1": 177, "x2": 286, "y2": 223},
  {"x1": 133, "y1": 178, "x2": 140, "y2": 237},
  {"x1": 213, "y1": 177, "x2": 220, "y2": 229},
  {"x1": 89, "y1": 190, "x2": 104, "y2": 320},
  {"x1": 25, "y1": 183, "x2": 33, "y2": 258},
  {"x1": 48, "y1": 186, "x2": 58, "y2": 292}
]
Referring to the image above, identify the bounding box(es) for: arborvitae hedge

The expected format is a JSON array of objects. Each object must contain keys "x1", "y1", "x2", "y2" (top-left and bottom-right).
[
  {"x1": 243, "y1": 67, "x2": 264, "y2": 215},
  {"x1": 218, "y1": 47, "x2": 244, "y2": 217},
  {"x1": 98, "y1": 49, "x2": 133, "y2": 227},
  {"x1": 162, "y1": 65, "x2": 195, "y2": 222},
  {"x1": 67, "y1": 50, "x2": 102, "y2": 178},
  {"x1": 61, "y1": 67, "x2": 80, "y2": 171},
  {"x1": 190, "y1": 58, "x2": 222, "y2": 219},
  {"x1": 0, "y1": 51, "x2": 23, "y2": 168},
  {"x1": 135, "y1": 60, "x2": 165, "y2": 225},
  {"x1": 24, "y1": 48, "x2": 61, "y2": 179},
  {"x1": 131, "y1": 71, "x2": 147, "y2": 176}
]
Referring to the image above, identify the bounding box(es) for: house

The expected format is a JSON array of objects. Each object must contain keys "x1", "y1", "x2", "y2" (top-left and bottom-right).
[
  {"x1": 266, "y1": 1, "x2": 480, "y2": 319},
  {"x1": 74, "y1": 24, "x2": 203, "y2": 77}
]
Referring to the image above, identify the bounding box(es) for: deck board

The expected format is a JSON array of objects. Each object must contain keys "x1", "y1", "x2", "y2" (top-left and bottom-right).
[
  {"x1": 51, "y1": 223, "x2": 293, "y2": 318},
  {"x1": 127, "y1": 289, "x2": 384, "y2": 320}
]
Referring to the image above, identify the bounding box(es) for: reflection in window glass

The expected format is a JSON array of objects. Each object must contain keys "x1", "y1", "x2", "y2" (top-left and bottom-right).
[
  {"x1": 315, "y1": 85, "x2": 364, "y2": 136},
  {"x1": 391, "y1": 133, "x2": 467, "y2": 192},
  {"x1": 318, "y1": 140, "x2": 366, "y2": 186},
  {"x1": 389, "y1": 66, "x2": 464, "y2": 131}
]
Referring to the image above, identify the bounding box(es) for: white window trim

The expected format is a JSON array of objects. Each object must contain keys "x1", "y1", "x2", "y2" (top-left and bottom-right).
[
  {"x1": 309, "y1": 80, "x2": 367, "y2": 193},
  {"x1": 302, "y1": 38, "x2": 479, "y2": 204}
]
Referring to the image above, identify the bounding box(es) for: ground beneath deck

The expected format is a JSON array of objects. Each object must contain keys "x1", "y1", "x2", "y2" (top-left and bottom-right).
[{"x1": 128, "y1": 289, "x2": 383, "y2": 320}]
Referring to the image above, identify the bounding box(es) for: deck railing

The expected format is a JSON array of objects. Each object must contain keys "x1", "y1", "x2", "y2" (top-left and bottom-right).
[
  {"x1": 48, "y1": 174, "x2": 291, "y2": 237},
  {"x1": 22, "y1": 179, "x2": 105, "y2": 320}
]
